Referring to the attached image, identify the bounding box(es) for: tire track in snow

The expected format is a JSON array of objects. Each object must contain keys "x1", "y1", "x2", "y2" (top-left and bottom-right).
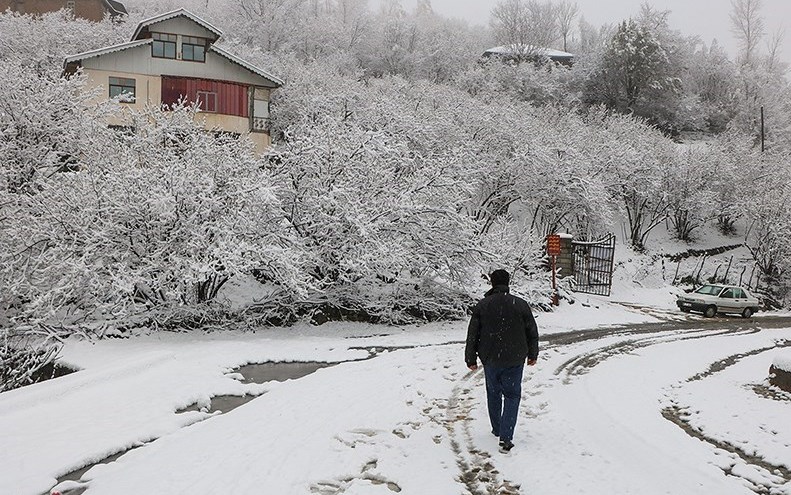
[
  {"x1": 662, "y1": 404, "x2": 791, "y2": 493},
  {"x1": 663, "y1": 342, "x2": 791, "y2": 493},
  {"x1": 553, "y1": 326, "x2": 759, "y2": 383}
]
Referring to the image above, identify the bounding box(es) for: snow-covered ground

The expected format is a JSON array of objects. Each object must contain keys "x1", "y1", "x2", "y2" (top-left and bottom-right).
[{"x1": 2, "y1": 282, "x2": 791, "y2": 495}]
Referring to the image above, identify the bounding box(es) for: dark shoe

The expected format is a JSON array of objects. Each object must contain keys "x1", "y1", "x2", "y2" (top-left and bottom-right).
[
  {"x1": 491, "y1": 429, "x2": 499, "y2": 438},
  {"x1": 499, "y1": 440, "x2": 514, "y2": 453}
]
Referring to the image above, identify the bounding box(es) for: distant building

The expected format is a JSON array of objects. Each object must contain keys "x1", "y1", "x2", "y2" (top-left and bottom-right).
[
  {"x1": 63, "y1": 8, "x2": 283, "y2": 153},
  {"x1": 0, "y1": 0, "x2": 127, "y2": 21},
  {"x1": 482, "y1": 45, "x2": 574, "y2": 67}
]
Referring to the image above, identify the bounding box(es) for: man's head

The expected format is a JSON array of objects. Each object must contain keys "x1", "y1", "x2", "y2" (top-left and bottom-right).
[{"x1": 490, "y1": 269, "x2": 510, "y2": 287}]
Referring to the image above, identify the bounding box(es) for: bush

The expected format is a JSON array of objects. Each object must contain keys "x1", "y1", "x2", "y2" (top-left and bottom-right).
[{"x1": 0, "y1": 328, "x2": 60, "y2": 392}]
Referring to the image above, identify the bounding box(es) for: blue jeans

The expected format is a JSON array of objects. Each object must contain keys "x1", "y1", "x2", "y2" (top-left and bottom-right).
[{"x1": 484, "y1": 364, "x2": 524, "y2": 442}]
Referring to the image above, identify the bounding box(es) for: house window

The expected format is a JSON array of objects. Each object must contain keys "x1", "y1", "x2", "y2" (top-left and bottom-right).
[
  {"x1": 109, "y1": 76, "x2": 136, "y2": 102},
  {"x1": 152, "y1": 33, "x2": 177, "y2": 59},
  {"x1": 182, "y1": 36, "x2": 207, "y2": 62},
  {"x1": 196, "y1": 91, "x2": 217, "y2": 112},
  {"x1": 251, "y1": 88, "x2": 270, "y2": 133}
]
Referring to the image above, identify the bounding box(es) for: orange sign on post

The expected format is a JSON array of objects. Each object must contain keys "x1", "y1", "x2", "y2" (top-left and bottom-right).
[
  {"x1": 546, "y1": 234, "x2": 561, "y2": 306},
  {"x1": 547, "y1": 234, "x2": 561, "y2": 256}
]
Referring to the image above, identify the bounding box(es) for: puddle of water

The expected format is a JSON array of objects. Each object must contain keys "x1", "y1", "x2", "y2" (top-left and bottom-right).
[
  {"x1": 174, "y1": 361, "x2": 338, "y2": 415},
  {"x1": 235, "y1": 361, "x2": 334, "y2": 384},
  {"x1": 207, "y1": 394, "x2": 256, "y2": 413},
  {"x1": 175, "y1": 395, "x2": 255, "y2": 415},
  {"x1": 48, "y1": 361, "x2": 338, "y2": 494},
  {"x1": 48, "y1": 447, "x2": 140, "y2": 495}
]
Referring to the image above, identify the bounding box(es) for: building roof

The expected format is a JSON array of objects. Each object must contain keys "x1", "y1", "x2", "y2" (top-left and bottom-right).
[
  {"x1": 131, "y1": 9, "x2": 223, "y2": 41},
  {"x1": 484, "y1": 45, "x2": 574, "y2": 59},
  {"x1": 64, "y1": 38, "x2": 152, "y2": 67},
  {"x1": 209, "y1": 45, "x2": 284, "y2": 87},
  {"x1": 63, "y1": 39, "x2": 283, "y2": 87},
  {"x1": 103, "y1": 0, "x2": 128, "y2": 16},
  {"x1": 64, "y1": 9, "x2": 283, "y2": 87}
]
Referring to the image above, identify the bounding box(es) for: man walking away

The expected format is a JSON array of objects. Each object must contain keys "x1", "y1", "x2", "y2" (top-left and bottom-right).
[{"x1": 465, "y1": 269, "x2": 539, "y2": 453}]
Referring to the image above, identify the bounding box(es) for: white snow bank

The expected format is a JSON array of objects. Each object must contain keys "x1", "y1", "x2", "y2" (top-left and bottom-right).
[{"x1": 773, "y1": 354, "x2": 791, "y2": 372}]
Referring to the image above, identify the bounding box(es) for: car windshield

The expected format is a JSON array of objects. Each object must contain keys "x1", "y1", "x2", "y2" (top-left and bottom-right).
[{"x1": 694, "y1": 285, "x2": 724, "y2": 296}]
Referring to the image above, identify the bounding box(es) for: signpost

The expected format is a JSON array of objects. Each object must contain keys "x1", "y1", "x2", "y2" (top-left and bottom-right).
[{"x1": 547, "y1": 234, "x2": 561, "y2": 306}]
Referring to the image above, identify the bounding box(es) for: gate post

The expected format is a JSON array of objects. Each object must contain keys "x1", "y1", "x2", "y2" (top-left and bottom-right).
[
  {"x1": 557, "y1": 233, "x2": 574, "y2": 278},
  {"x1": 547, "y1": 234, "x2": 562, "y2": 306}
]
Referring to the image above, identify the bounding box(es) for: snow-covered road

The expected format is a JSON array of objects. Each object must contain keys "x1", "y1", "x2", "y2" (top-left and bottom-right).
[{"x1": 2, "y1": 308, "x2": 791, "y2": 495}]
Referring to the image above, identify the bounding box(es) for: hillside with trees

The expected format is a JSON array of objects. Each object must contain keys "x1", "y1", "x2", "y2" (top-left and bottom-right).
[{"x1": 1, "y1": 0, "x2": 791, "y2": 388}]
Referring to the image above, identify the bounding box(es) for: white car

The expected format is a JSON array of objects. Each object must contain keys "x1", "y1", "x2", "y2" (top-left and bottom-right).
[{"x1": 676, "y1": 284, "x2": 761, "y2": 318}]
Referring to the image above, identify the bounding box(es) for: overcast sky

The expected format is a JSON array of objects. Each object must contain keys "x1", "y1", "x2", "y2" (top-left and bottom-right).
[{"x1": 379, "y1": 0, "x2": 791, "y2": 62}]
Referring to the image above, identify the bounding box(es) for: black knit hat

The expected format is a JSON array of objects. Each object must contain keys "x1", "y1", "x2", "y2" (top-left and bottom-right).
[{"x1": 490, "y1": 269, "x2": 510, "y2": 286}]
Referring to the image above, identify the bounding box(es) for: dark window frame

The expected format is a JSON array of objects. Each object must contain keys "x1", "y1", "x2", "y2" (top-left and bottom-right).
[
  {"x1": 151, "y1": 32, "x2": 177, "y2": 59},
  {"x1": 109, "y1": 76, "x2": 136, "y2": 103},
  {"x1": 182, "y1": 36, "x2": 207, "y2": 63}
]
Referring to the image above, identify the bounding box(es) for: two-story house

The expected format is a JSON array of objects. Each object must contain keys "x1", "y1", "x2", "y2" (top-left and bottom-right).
[
  {"x1": 0, "y1": 0, "x2": 127, "y2": 21},
  {"x1": 63, "y1": 9, "x2": 283, "y2": 152}
]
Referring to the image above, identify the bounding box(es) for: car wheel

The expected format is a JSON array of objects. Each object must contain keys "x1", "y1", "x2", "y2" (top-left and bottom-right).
[
  {"x1": 704, "y1": 305, "x2": 717, "y2": 318},
  {"x1": 681, "y1": 308, "x2": 691, "y2": 313},
  {"x1": 742, "y1": 307, "x2": 753, "y2": 319}
]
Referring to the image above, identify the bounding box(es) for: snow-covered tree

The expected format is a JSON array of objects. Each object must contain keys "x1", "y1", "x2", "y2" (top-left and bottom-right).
[
  {"x1": 267, "y1": 68, "x2": 494, "y2": 320},
  {"x1": 1, "y1": 101, "x2": 302, "y2": 327},
  {"x1": 587, "y1": 19, "x2": 674, "y2": 113},
  {"x1": 582, "y1": 110, "x2": 673, "y2": 250},
  {"x1": 490, "y1": 0, "x2": 559, "y2": 60},
  {"x1": 730, "y1": 0, "x2": 765, "y2": 66},
  {"x1": 744, "y1": 164, "x2": 791, "y2": 298},
  {"x1": 663, "y1": 148, "x2": 718, "y2": 241},
  {"x1": 555, "y1": 1, "x2": 578, "y2": 53},
  {"x1": 0, "y1": 10, "x2": 125, "y2": 76}
]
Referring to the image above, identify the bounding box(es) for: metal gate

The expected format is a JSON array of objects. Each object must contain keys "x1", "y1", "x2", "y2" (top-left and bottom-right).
[{"x1": 571, "y1": 234, "x2": 616, "y2": 296}]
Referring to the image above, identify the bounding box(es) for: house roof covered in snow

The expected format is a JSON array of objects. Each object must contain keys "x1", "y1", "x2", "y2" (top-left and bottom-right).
[
  {"x1": 64, "y1": 39, "x2": 152, "y2": 66},
  {"x1": 131, "y1": 8, "x2": 223, "y2": 42},
  {"x1": 483, "y1": 45, "x2": 575, "y2": 61},
  {"x1": 209, "y1": 45, "x2": 285, "y2": 87}
]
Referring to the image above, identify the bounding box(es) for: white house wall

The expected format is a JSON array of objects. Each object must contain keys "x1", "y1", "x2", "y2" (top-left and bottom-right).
[{"x1": 80, "y1": 66, "x2": 272, "y2": 152}]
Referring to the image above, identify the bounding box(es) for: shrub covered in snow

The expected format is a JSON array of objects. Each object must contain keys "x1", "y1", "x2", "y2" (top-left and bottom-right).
[
  {"x1": 1, "y1": 100, "x2": 304, "y2": 328},
  {"x1": 0, "y1": 328, "x2": 60, "y2": 393}
]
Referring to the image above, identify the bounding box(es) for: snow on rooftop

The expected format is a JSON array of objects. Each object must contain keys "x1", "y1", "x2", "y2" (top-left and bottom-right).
[
  {"x1": 64, "y1": 39, "x2": 152, "y2": 65},
  {"x1": 484, "y1": 45, "x2": 574, "y2": 58},
  {"x1": 131, "y1": 8, "x2": 223, "y2": 42},
  {"x1": 209, "y1": 45, "x2": 284, "y2": 87}
]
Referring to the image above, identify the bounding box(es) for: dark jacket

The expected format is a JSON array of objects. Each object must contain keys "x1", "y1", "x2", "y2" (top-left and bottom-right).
[{"x1": 465, "y1": 285, "x2": 539, "y2": 367}]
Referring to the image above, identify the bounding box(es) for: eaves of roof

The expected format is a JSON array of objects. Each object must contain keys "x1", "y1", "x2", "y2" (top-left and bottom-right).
[
  {"x1": 64, "y1": 39, "x2": 152, "y2": 67},
  {"x1": 131, "y1": 9, "x2": 223, "y2": 41},
  {"x1": 209, "y1": 45, "x2": 285, "y2": 88}
]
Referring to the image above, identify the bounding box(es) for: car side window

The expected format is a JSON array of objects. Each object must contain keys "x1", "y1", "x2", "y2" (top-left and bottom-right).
[
  {"x1": 720, "y1": 289, "x2": 734, "y2": 298},
  {"x1": 733, "y1": 289, "x2": 745, "y2": 298}
]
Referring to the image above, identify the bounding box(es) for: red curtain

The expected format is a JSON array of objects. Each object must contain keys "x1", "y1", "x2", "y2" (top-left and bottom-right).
[{"x1": 161, "y1": 76, "x2": 249, "y2": 117}]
